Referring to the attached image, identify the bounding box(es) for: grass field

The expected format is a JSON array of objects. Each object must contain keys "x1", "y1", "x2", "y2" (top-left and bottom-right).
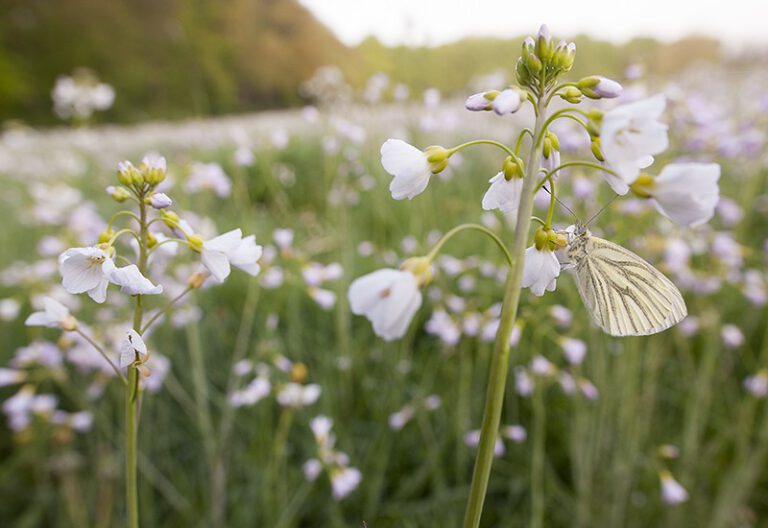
[{"x1": 0, "y1": 61, "x2": 767, "y2": 528}]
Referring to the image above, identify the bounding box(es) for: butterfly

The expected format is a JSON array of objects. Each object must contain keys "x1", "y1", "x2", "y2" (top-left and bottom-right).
[{"x1": 562, "y1": 224, "x2": 687, "y2": 336}]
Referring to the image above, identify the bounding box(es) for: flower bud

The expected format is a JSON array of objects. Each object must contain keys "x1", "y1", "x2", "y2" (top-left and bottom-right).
[
  {"x1": 98, "y1": 229, "x2": 115, "y2": 244},
  {"x1": 464, "y1": 90, "x2": 499, "y2": 111},
  {"x1": 117, "y1": 161, "x2": 142, "y2": 186},
  {"x1": 401, "y1": 256, "x2": 433, "y2": 287},
  {"x1": 107, "y1": 185, "x2": 132, "y2": 202},
  {"x1": 60, "y1": 315, "x2": 79, "y2": 332},
  {"x1": 141, "y1": 156, "x2": 167, "y2": 186},
  {"x1": 590, "y1": 138, "x2": 605, "y2": 162},
  {"x1": 559, "y1": 86, "x2": 582, "y2": 104},
  {"x1": 424, "y1": 145, "x2": 451, "y2": 174},
  {"x1": 188, "y1": 271, "x2": 206, "y2": 289},
  {"x1": 546, "y1": 131, "x2": 560, "y2": 152},
  {"x1": 535, "y1": 24, "x2": 552, "y2": 61},
  {"x1": 577, "y1": 76, "x2": 623, "y2": 99},
  {"x1": 492, "y1": 88, "x2": 525, "y2": 115},
  {"x1": 147, "y1": 232, "x2": 158, "y2": 248},
  {"x1": 148, "y1": 192, "x2": 172, "y2": 209},
  {"x1": 515, "y1": 58, "x2": 531, "y2": 86},
  {"x1": 160, "y1": 210, "x2": 180, "y2": 229},
  {"x1": 554, "y1": 41, "x2": 576, "y2": 71},
  {"x1": 187, "y1": 234, "x2": 204, "y2": 253}
]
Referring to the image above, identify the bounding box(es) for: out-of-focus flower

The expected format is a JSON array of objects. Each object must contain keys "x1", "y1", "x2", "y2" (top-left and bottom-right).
[
  {"x1": 561, "y1": 337, "x2": 587, "y2": 365},
  {"x1": 501, "y1": 425, "x2": 527, "y2": 443},
  {"x1": 185, "y1": 162, "x2": 232, "y2": 197},
  {"x1": 277, "y1": 383, "x2": 321, "y2": 408},
  {"x1": 721, "y1": 324, "x2": 745, "y2": 349},
  {"x1": 0, "y1": 368, "x2": 26, "y2": 387},
  {"x1": 25, "y1": 296, "x2": 77, "y2": 330},
  {"x1": 659, "y1": 471, "x2": 689, "y2": 505},
  {"x1": 600, "y1": 95, "x2": 668, "y2": 194},
  {"x1": 464, "y1": 430, "x2": 506, "y2": 458},
  {"x1": 201, "y1": 229, "x2": 262, "y2": 283},
  {"x1": 744, "y1": 370, "x2": 768, "y2": 398},
  {"x1": 331, "y1": 467, "x2": 362, "y2": 501},
  {"x1": 0, "y1": 299, "x2": 21, "y2": 321},
  {"x1": 632, "y1": 163, "x2": 720, "y2": 227},
  {"x1": 348, "y1": 268, "x2": 423, "y2": 341}
]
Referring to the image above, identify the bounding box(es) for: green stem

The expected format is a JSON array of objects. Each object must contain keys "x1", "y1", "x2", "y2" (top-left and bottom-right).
[
  {"x1": 515, "y1": 128, "x2": 534, "y2": 155},
  {"x1": 126, "y1": 193, "x2": 149, "y2": 528},
  {"x1": 139, "y1": 286, "x2": 194, "y2": 334},
  {"x1": 450, "y1": 139, "x2": 516, "y2": 158},
  {"x1": 462, "y1": 97, "x2": 549, "y2": 528},
  {"x1": 545, "y1": 177, "x2": 556, "y2": 228},
  {"x1": 531, "y1": 384, "x2": 546, "y2": 528},
  {"x1": 107, "y1": 210, "x2": 141, "y2": 231},
  {"x1": 426, "y1": 223, "x2": 514, "y2": 268},
  {"x1": 74, "y1": 328, "x2": 126, "y2": 383},
  {"x1": 537, "y1": 161, "x2": 618, "y2": 190}
]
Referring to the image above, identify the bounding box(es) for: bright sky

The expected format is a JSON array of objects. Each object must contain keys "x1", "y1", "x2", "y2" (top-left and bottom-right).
[{"x1": 299, "y1": 0, "x2": 767, "y2": 47}]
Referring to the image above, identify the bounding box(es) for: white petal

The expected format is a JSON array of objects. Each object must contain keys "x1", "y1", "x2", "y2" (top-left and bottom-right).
[{"x1": 202, "y1": 249, "x2": 231, "y2": 283}]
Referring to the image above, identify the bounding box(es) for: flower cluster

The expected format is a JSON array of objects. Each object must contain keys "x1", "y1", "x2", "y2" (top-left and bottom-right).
[
  {"x1": 51, "y1": 69, "x2": 115, "y2": 121},
  {"x1": 303, "y1": 416, "x2": 362, "y2": 501}
]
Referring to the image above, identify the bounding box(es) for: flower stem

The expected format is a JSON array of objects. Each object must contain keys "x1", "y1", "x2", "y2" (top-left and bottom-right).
[
  {"x1": 426, "y1": 223, "x2": 514, "y2": 268},
  {"x1": 531, "y1": 383, "x2": 546, "y2": 528},
  {"x1": 462, "y1": 99, "x2": 549, "y2": 528},
  {"x1": 126, "y1": 192, "x2": 149, "y2": 528}
]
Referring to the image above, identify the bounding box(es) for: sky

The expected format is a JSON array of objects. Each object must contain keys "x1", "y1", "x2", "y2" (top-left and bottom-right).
[{"x1": 299, "y1": 0, "x2": 767, "y2": 48}]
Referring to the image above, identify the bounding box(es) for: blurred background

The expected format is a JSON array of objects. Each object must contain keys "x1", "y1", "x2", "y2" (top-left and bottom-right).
[{"x1": 1, "y1": 1, "x2": 767, "y2": 527}]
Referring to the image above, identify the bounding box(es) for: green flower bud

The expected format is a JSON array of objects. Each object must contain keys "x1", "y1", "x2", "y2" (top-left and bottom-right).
[
  {"x1": 590, "y1": 138, "x2": 605, "y2": 162},
  {"x1": 108, "y1": 186, "x2": 131, "y2": 203},
  {"x1": 117, "y1": 161, "x2": 141, "y2": 186},
  {"x1": 559, "y1": 86, "x2": 582, "y2": 104},
  {"x1": 161, "y1": 210, "x2": 180, "y2": 229},
  {"x1": 98, "y1": 229, "x2": 115, "y2": 244},
  {"x1": 630, "y1": 173, "x2": 655, "y2": 198},
  {"x1": 187, "y1": 234, "x2": 204, "y2": 253},
  {"x1": 546, "y1": 131, "x2": 560, "y2": 151},
  {"x1": 534, "y1": 227, "x2": 549, "y2": 250}
]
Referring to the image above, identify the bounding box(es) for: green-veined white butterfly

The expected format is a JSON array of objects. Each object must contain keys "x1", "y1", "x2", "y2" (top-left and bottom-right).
[{"x1": 562, "y1": 224, "x2": 687, "y2": 337}]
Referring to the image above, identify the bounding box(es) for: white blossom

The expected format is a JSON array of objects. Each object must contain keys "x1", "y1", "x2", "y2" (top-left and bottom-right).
[
  {"x1": 660, "y1": 472, "x2": 689, "y2": 505},
  {"x1": 381, "y1": 139, "x2": 431, "y2": 200},
  {"x1": 108, "y1": 265, "x2": 163, "y2": 296},
  {"x1": 25, "y1": 296, "x2": 75, "y2": 330},
  {"x1": 119, "y1": 329, "x2": 147, "y2": 368},
  {"x1": 649, "y1": 163, "x2": 720, "y2": 227},
  {"x1": 601, "y1": 95, "x2": 669, "y2": 194},
  {"x1": 348, "y1": 268, "x2": 422, "y2": 341},
  {"x1": 482, "y1": 172, "x2": 523, "y2": 214},
  {"x1": 201, "y1": 229, "x2": 262, "y2": 283},
  {"x1": 59, "y1": 246, "x2": 115, "y2": 303},
  {"x1": 277, "y1": 383, "x2": 321, "y2": 408},
  {"x1": 521, "y1": 246, "x2": 560, "y2": 296}
]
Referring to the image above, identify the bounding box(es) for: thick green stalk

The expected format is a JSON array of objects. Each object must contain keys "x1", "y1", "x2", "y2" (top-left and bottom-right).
[
  {"x1": 126, "y1": 192, "x2": 149, "y2": 528},
  {"x1": 462, "y1": 102, "x2": 548, "y2": 528}
]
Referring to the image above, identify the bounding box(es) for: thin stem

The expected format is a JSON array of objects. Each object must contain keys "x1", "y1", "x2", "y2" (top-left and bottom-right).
[
  {"x1": 544, "y1": 82, "x2": 578, "y2": 106},
  {"x1": 515, "y1": 128, "x2": 534, "y2": 155},
  {"x1": 108, "y1": 228, "x2": 141, "y2": 246},
  {"x1": 126, "y1": 193, "x2": 149, "y2": 528},
  {"x1": 107, "y1": 210, "x2": 141, "y2": 231},
  {"x1": 139, "y1": 287, "x2": 194, "y2": 334},
  {"x1": 541, "y1": 108, "x2": 590, "y2": 134},
  {"x1": 531, "y1": 384, "x2": 546, "y2": 528},
  {"x1": 74, "y1": 328, "x2": 126, "y2": 383},
  {"x1": 147, "y1": 238, "x2": 188, "y2": 256},
  {"x1": 449, "y1": 139, "x2": 516, "y2": 158},
  {"x1": 545, "y1": 176, "x2": 556, "y2": 228},
  {"x1": 462, "y1": 95, "x2": 549, "y2": 528},
  {"x1": 426, "y1": 223, "x2": 514, "y2": 268},
  {"x1": 537, "y1": 161, "x2": 617, "y2": 190}
]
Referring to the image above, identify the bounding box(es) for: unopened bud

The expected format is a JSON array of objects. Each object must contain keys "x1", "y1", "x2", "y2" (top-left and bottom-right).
[
  {"x1": 630, "y1": 173, "x2": 655, "y2": 198},
  {"x1": 148, "y1": 193, "x2": 172, "y2": 209},
  {"x1": 188, "y1": 271, "x2": 206, "y2": 289},
  {"x1": 141, "y1": 156, "x2": 167, "y2": 186},
  {"x1": 590, "y1": 139, "x2": 605, "y2": 162},
  {"x1": 98, "y1": 229, "x2": 115, "y2": 244},
  {"x1": 147, "y1": 232, "x2": 157, "y2": 248},
  {"x1": 107, "y1": 185, "x2": 131, "y2": 202},
  {"x1": 559, "y1": 86, "x2": 582, "y2": 104},
  {"x1": 117, "y1": 161, "x2": 141, "y2": 186},
  {"x1": 492, "y1": 88, "x2": 525, "y2": 116},
  {"x1": 465, "y1": 90, "x2": 499, "y2": 111},
  {"x1": 502, "y1": 155, "x2": 525, "y2": 180},
  {"x1": 534, "y1": 227, "x2": 550, "y2": 251},
  {"x1": 578, "y1": 76, "x2": 623, "y2": 99},
  {"x1": 161, "y1": 210, "x2": 180, "y2": 229}
]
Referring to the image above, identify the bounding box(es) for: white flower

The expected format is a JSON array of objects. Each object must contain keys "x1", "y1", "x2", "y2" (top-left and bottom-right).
[
  {"x1": 119, "y1": 329, "x2": 147, "y2": 368},
  {"x1": 309, "y1": 287, "x2": 337, "y2": 310},
  {"x1": 601, "y1": 95, "x2": 669, "y2": 194},
  {"x1": 310, "y1": 415, "x2": 334, "y2": 444},
  {"x1": 492, "y1": 88, "x2": 524, "y2": 115},
  {"x1": 648, "y1": 163, "x2": 720, "y2": 227},
  {"x1": 482, "y1": 172, "x2": 523, "y2": 214},
  {"x1": 230, "y1": 377, "x2": 271, "y2": 407},
  {"x1": 502, "y1": 425, "x2": 527, "y2": 443},
  {"x1": 185, "y1": 162, "x2": 232, "y2": 197},
  {"x1": 59, "y1": 246, "x2": 116, "y2": 303},
  {"x1": 660, "y1": 471, "x2": 689, "y2": 505},
  {"x1": 578, "y1": 76, "x2": 623, "y2": 99},
  {"x1": 25, "y1": 296, "x2": 76, "y2": 330},
  {"x1": 303, "y1": 459, "x2": 323, "y2": 481},
  {"x1": 465, "y1": 92, "x2": 493, "y2": 111},
  {"x1": 331, "y1": 466, "x2": 362, "y2": 500},
  {"x1": 277, "y1": 383, "x2": 321, "y2": 408},
  {"x1": 201, "y1": 229, "x2": 263, "y2": 283},
  {"x1": 744, "y1": 370, "x2": 768, "y2": 398},
  {"x1": 0, "y1": 368, "x2": 26, "y2": 387},
  {"x1": 108, "y1": 265, "x2": 163, "y2": 295},
  {"x1": 389, "y1": 405, "x2": 415, "y2": 431},
  {"x1": 148, "y1": 193, "x2": 172, "y2": 209},
  {"x1": 521, "y1": 246, "x2": 560, "y2": 296},
  {"x1": 561, "y1": 337, "x2": 587, "y2": 365},
  {"x1": 348, "y1": 268, "x2": 422, "y2": 341},
  {"x1": 381, "y1": 139, "x2": 431, "y2": 200},
  {"x1": 721, "y1": 324, "x2": 744, "y2": 349}
]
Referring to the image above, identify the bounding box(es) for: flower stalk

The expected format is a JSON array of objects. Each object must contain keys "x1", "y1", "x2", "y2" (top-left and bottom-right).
[{"x1": 462, "y1": 96, "x2": 548, "y2": 528}]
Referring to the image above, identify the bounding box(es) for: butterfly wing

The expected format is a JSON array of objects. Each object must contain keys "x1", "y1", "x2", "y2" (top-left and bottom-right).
[{"x1": 572, "y1": 235, "x2": 687, "y2": 336}]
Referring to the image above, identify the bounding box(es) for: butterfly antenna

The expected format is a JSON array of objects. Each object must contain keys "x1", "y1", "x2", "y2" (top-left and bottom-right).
[
  {"x1": 541, "y1": 184, "x2": 579, "y2": 222},
  {"x1": 585, "y1": 194, "x2": 620, "y2": 226}
]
